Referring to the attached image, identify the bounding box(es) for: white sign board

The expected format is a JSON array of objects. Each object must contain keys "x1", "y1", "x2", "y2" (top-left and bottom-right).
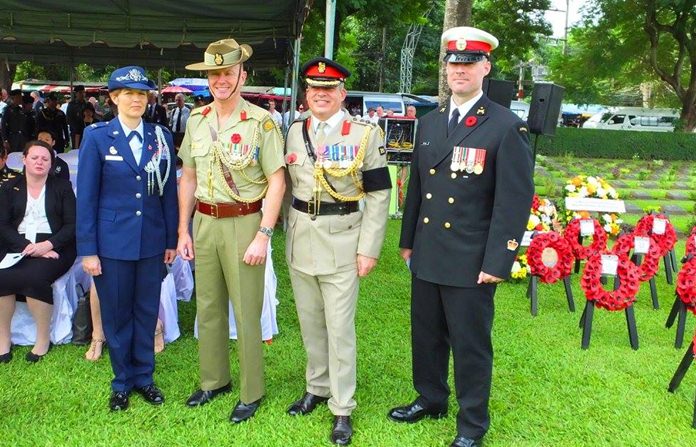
[{"x1": 565, "y1": 197, "x2": 626, "y2": 213}]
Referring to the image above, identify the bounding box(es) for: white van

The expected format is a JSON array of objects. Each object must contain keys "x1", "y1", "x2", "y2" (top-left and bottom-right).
[
  {"x1": 345, "y1": 91, "x2": 406, "y2": 117},
  {"x1": 510, "y1": 100, "x2": 530, "y2": 120},
  {"x1": 582, "y1": 107, "x2": 679, "y2": 132}
]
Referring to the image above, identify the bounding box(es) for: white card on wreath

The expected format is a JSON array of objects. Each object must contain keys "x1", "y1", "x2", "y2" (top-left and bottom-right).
[
  {"x1": 580, "y1": 219, "x2": 594, "y2": 237},
  {"x1": 634, "y1": 236, "x2": 650, "y2": 255},
  {"x1": 652, "y1": 218, "x2": 667, "y2": 235},
  {"x1": 601, "y1": 254, "x2": 619, "y2": 276},
  {"x1": 521, "y1": 231, "x2": 534, "y2": 247}
]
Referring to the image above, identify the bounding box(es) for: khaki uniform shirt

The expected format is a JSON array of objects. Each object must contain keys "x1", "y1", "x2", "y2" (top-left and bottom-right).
[
  {"x1": 179, "y1": 98, "x2": 284, "y2": 203},
  {"x1": 285, "y1": 111, "x2": 391, "y2": 275}
]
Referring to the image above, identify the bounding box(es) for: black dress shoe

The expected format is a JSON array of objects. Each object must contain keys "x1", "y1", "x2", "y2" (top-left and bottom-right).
[
  {"x1": 229, "y1": 398, "x2": 262, "y2": 423},
  {"x1": 109, "y1": 391, "x2": 130, "y2": 411},
  {"x1": 388, "y1": 399, "x2": 447, "y2": 423},
  {"x1": 186, "y1": 383, "x2": 232, "y2": 407},
  {"x1": 330, "y1": 416, "x2": 353, "y2": 446},
  {"x1": 0, "y1": 348, "x2": 12, "y2": 363},
  {"x1": 450, "y1": 435, "x2": 484, "y2": 447},
  {"x1": 135, "y1": 384, "x2": 165, "y2": 405},
  {"x1": 287, "y1": 392, "x2": 329, "y2": 416},
  {"x1": 26, "y1": 345, "x2": 52, "y2": 363}
]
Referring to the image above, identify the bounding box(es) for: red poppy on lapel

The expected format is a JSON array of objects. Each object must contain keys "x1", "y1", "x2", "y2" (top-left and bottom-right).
[
  {"x1": 201, "y1": 106, "x2": 211, "y2": 117},
  {"x1": 465, "y1": 116, "x2": 477, "y2": 127},
  {"x1": 231, "y1": 133, "x2": 242, "y2": 144},
  {"x1": 286, "y1": 153, "x2": 297, "y2": 164}
]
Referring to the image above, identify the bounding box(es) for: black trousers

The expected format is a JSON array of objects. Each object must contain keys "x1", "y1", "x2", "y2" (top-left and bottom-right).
[{"x1": 411, "y1": 274, "x2": 496, "y2": 439}]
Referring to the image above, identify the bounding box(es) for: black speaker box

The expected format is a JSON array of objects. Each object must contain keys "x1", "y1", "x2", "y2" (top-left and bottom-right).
[
  {"x1": 528, "y1": 83, "x2": 565, "y2": 136},
  {"x1": 482, "y1": 78, "x2": 514, "y2": 109}
]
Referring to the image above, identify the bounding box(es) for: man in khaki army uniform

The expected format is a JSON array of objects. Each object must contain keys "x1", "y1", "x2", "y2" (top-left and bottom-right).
[
  {"x1": 284, "y1": 58, "x2": 391, "y2": 445},
  {"x1": 176, "y1": 38, "x2": 285, "y2": 423}
]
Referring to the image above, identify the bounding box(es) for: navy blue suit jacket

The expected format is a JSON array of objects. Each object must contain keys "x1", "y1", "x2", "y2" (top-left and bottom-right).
[
  {"x1": 400, "y1": 95, "x2": 534, "y2": 287},
  {"x1": 76, "y1": 119, "x2": 178, "y2": 261}
]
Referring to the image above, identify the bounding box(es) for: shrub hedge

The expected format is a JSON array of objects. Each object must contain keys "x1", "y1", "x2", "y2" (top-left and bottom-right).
[{"x1": 535, "y1": 127, "x2": 696, "y2": 160}]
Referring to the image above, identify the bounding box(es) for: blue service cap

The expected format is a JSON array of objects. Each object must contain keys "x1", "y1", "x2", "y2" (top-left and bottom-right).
[{"x1": 107, "y1": 66, "x2": 157, "y2": 92}]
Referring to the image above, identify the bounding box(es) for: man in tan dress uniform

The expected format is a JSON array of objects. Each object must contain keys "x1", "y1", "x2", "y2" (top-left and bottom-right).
[
  {"x1": 284, "y1": 58, "x2": 391, "y2": 445},
  {"x1": 176, "y1": 39, "x2": 285, "y2": 423}
]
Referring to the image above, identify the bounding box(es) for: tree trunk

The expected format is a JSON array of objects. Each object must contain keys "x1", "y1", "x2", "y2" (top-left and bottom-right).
[
  {"x1": 439, "y1": 0, "x2": 473, "y2": 102},
  {"x1": 0, "y1": 63, "x2": 16, "y2": 92}
]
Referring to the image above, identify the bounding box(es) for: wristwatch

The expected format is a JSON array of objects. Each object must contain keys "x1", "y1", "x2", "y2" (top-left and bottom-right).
[{"x1": 258, "y1": 226, "x2": 274, "y2": 238}]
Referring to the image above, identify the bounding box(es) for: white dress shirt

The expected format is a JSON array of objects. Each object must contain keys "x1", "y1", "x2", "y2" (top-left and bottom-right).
[
  {"x1": 449, "y1": 91, "x2": 483, "y2": 124},
  {"x1": 118, "y1": 116, "x2": 145, "y2": 165},
  {"x1": 17, "y1": 185, "x2": 51, "y2": 243}
]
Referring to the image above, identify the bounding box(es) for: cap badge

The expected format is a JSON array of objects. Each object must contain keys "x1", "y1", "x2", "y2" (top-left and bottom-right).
[
  {"x1": 214, "y1": 53, "x2": 224, "y2": 66},
  {"x1": 455, "y1": 38, "x2": 467, "y2": 51},
  {"x1": 507, "y1": 239, "x2": 519, "y2": 251},
  {"x1": 318, "y1": 62, "x2": 326, "y2": 73}
]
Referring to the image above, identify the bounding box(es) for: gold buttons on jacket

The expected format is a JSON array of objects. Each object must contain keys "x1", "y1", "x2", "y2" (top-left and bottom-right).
[
  {"x1": 429, "y1": 169, "x2": 436, "y2": 175},
  {"x1": 444, "y1": 222, "x2": 451, "y2": 229},
  {"x1": 426, "y1": 193, "x2": 432, "y2": 199},
  {"x1": 423, "y1": 217, "x2": 430, "y2": 224},
  {"x1": 451, "y1": 173, "x2": 457, "y2": 179},
  {"x1": 448, "y1": 197, "x2": 454, "y2": 204}
]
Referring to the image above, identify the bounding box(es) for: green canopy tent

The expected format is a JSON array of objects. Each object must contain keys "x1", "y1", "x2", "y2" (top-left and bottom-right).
[{"x1": 0, "y1": 0, "x2": 310, "y2": 112}]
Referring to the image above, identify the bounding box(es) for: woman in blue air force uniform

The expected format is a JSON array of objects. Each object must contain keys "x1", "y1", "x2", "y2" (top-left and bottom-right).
[{"x1": 76, "y1": 66, "x2": 178, "y2": 411}]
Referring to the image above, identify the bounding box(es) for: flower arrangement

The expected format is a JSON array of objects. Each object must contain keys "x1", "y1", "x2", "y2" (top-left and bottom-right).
[
  {"x1": 527, "y1": 195, "x2": 559, "y2": 232},
  {"x1": 561, "y1": 175, "x2": 623, "y2": 236},
  {"x1": 686, "y1": 227, "x2": 696, "y2": 257},
  {"x1": 581, "y1": 251, "x2": 640, "y2": 311},
  {"x1": 510, "y1": 254, "x2": 530, "y2": 281}
]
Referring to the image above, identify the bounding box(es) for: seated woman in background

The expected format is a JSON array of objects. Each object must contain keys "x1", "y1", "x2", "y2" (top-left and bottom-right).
[{"x1": 0, "y1": 140, "x2": 76, "y2": 362}]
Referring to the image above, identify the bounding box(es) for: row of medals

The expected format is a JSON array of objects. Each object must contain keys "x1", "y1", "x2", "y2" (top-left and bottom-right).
[
  {"x1": 226, "y1": 143, "x2": 259, "y2": 166},
  {"x1": 451, "y1": 146, "x2": 485, "y2": 175},
  {"x1": 316, "y1": 144, "x2": 360, "y2": 170}
]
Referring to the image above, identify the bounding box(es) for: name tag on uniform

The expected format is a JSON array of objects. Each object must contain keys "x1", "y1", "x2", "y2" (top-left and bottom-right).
[{"x1": 105, "y1": 155, "x2": 124, "y2": 161}]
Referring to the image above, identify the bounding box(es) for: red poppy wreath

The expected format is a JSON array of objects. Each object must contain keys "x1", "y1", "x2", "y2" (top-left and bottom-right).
[
  {"x1": 564, "y1": 218, "x2": 607, "y2": 260},
  {"x1": 676, "y1": 257, "x2": 696, "y2": 314},
  {"x1": 581, "y1": 251, "x2": 640, "y2": 311},
  {"x1": 635, "y1": 213, "x2": 677, "y2": 257},
  {"x1": 527, "y1": 232, "x2": 574, "y2": 283},
  {"x1": 611, "y1": 233, "x2": 661, "y2": 282}
]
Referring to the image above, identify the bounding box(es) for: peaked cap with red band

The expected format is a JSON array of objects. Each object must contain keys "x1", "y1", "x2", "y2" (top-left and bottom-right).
[
  {"x1": 301, "y1": 57, "x2": 351, "y2": 87},
  {"x1": 441, "y1": 26, "x2": 499, "y2": 63}
]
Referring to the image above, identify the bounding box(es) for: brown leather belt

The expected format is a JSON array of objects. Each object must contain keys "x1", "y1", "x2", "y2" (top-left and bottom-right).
[
  {"x1": 197, "y1": 200, "x2": 262, "y2": 218},
  {"x1": 292, "y1": 197, "x2": 359, "y2": 216}
]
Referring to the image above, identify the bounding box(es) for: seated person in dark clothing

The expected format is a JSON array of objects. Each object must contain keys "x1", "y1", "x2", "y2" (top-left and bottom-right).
[
  {"x1": 36, "y1": 130, "x2": 71, "y2": 182},
  {"x1": 0, "y1": 145, "x2": 20, "y2": 187},
  {"x1": 0, "y1": 140, "x2": 77, "y2": 363}
]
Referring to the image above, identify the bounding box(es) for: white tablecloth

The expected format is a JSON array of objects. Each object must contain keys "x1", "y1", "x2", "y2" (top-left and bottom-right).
[{"x1": 11, "y1": 257, "x2": 91, "y2": 346}]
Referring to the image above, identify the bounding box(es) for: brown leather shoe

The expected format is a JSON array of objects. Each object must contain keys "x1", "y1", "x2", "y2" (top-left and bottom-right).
[
  {"x1": 287, "y1": 392, "x2": 329, "y2": 416},
  {"x1": 330, "y1": 416, "x2": 353, "y2": 445}
]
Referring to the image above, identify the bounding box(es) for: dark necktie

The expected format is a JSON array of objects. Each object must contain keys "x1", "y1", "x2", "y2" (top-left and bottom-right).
[
  {"x1": 448, "y1": 108, "x2": 460, "y2": 136},
  {"x1": 175, "y1": 108, "x2": 182, "y2": 133},
  {"x1": 149, "y1": 104, "x2": 155, "y2": 119},
  {"x1": 127, "y1": 131, "x2": 142, "y2": 143}
]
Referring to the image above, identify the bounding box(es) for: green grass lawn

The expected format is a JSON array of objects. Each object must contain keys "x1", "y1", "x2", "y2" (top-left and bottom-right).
[{"x1": 1, "y1": 222, "x2": 696, "y2": 446}]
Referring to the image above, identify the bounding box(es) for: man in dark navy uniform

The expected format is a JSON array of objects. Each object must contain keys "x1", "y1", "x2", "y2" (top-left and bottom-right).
[
  {"x1": 388, "y1": 27, "x2": 534, "y2": 447},
  {"x1": 36, "y1": 93, "x2": 70, "y2": 153},
  {"x1": 2, "y1": 90, "x2": 32, "y2": 153},
  {"x1": 0, "y1": 145, "x2": 20, "y2": 187}
]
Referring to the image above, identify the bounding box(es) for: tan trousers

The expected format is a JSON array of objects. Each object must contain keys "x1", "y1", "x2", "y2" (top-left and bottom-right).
[
  {"x1": 193, "y1": 211, "x2": 265, "y2": 404},
  {"x1": 289, "y1": 267, "x2": 360, "y2": 416}
]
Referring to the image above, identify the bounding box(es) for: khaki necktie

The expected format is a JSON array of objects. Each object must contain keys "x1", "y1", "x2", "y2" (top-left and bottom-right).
[{"x1": 315, "y1": 121, "x2": 327, "y2": 146}]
